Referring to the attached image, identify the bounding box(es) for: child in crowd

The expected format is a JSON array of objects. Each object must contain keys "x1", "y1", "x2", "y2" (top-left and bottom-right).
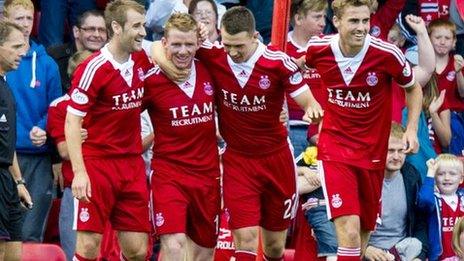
[{"x1": 418, "y1": 154, "x2": 464, "y2": 260}]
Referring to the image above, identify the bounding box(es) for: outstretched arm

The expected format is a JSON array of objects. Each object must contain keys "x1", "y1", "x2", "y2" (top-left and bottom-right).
[{"x1": 403, "y1": 81, "x2": 423, "y2": 153}]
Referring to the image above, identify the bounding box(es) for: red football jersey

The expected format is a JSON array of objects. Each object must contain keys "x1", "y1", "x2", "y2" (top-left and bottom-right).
[
  {"x1": 197, "y1": 41, "x2": 309, "y2": 155},
  {"x1": 439, "y1": 195, "x2": 464, "y2": 260},
  {"x1": 47, "y1": 95, "x2": 73, "y2": 187},
  {"x1": 437, "y1": 55, "x2": 464, "y2": 112},
  {"x1": 143, "y1": 62, "x2": 219, "y2": 176},
  {"x1": 305, "y1": 34, "x2": 415, "y2": 169},
  {"x1": 67, "y1": 46, "x2": 152, "y2": 158},
  {"x1": 286, "y1": 32, "x2": 325, "y2": 121}
]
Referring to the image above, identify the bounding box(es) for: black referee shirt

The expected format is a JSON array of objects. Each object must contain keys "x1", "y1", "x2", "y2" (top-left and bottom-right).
[{"x1": 0, "y1": 76, "x2": 16, "y2": 167}]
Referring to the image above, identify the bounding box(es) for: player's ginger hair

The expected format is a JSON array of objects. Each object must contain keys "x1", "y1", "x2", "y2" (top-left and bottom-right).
[
  {"x1": 332, "y1": 0, "x2": 372, "y2": 18},
  {"x1": 164, "y1": 13, "x2": 198, "y2": 37},
  {"x1": 104, "y1": 0, "x2": 145, "y2": 38},
  {"x1": 3, "y1": 0, "x2": 34, "y2": 17}
]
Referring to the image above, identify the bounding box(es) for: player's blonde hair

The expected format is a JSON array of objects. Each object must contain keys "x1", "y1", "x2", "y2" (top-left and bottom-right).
[
  {"x1": 453, "y1": 217, "x2": 464, "y2": 258},
  {"x1": 3, "y1": 0, "x2": 34, "y2": 17},
  {"x1": 332, "y1": 0, "x2": 371, "y2": 19},
  {"x1": 435, "y1": 154, "x2": 464, "y2": 175},
  {"x1": 67, "y1": 50, "x2": 93, "y2": 77},
  {"x1": 291, "y1": 0, "x2": 328, "y2": 25},
  {"x1": 104, "y1": 0, "x2": 145, "y2": 38},
  {"x1": 164, "y1": 13, "x2": 198, "y2": 37}
]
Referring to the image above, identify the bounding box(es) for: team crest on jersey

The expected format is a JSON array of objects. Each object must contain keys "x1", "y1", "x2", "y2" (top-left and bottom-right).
[
  {"x1": 155, "y1": 212, "x2": 164, "y2": 227},
  {"x1": 366, "y1": 72, "x2": 378, "y2": 87},
  {"x1": 403, "y1": 63, "x2": 412, "y2": 77},
  {"x1": 370, "y1": 26, "x2": 381, "y2": 37},
  {"x1": 447, "y1": 71, "x2": 456, "y2": 81},
  {"x1": 79, "y1": 208, "x2": 90, "y2": 222},
  {"x1": 289, "y1": 72, "x2": 303, "y2": 85},
  {"x1": 71, "y1": 89, "x2": 89, "y2": 105},
  {"x1": 204, "y1": 82, "x2": 213, "y2": 96},
  {"x1": 259, "y1": 75, "x2": 271, "y2": 89},
  {"x1": 137, "y1": 68, "x2": 144, "y2": 81},
  {"x1": 331, "y1": 194, "x2": 342, "y2": 208}
]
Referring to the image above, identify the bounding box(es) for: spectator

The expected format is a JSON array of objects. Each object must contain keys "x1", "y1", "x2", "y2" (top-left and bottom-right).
[
  {"x1": 0, "y1": 20, "x2": 31, "y2": 261},
  {"x1": 427, "y1": 19, "x2": 464, "y2": 156},
  {"x1": 418, "y1": 154, "x2": 464, "y2": 260},
  {"x1": 145, "y1": 0, "x2": 225, "y2": 40},
  {"x1": 285, "y1": 0, "x2": 327, "y2": 155},
  {"x1": 297, "y1": 147, "x2": 338, "y2": 260},
  {"x1": 38, "y1": 0, "x2": 98, "y2": 47},
  {"x1": 47, "y1": 50, "x2": 91, "y2": 260},
  {"x1": 3, "y1": 0, "x2": 62, "y2": 243},
  {"x1": 365, "y1": 123, "x2": 428, "y2": 261},
  {"x1": 450, "y1": 0, "x2": 464, "y2": 57},
  {"x1": 452, "y1": 217, "x2": 464, "y2": 259},
  {"x1": 189, "y1": 0, "x2": 220, "y2": 43},
  {"x1": 47, "y1": 10, "x2": 108, "y2": 93}
]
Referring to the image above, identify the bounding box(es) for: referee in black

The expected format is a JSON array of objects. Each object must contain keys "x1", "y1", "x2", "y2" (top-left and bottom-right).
[{"x1": 0, "y1": 20, "x2": 32, "y2": 260}]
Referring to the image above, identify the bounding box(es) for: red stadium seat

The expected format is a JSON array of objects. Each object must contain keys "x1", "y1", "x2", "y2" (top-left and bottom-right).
[{"x1": 21, "y1": 243, "x2": 66, "y2": 261}]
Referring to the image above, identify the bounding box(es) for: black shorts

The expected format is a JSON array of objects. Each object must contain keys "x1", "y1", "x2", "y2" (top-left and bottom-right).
[{"x1": 0, "y1": 167, "x2": 23, "y2": 241}]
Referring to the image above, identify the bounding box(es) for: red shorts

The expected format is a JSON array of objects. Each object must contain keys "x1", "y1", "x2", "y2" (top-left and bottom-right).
[
  {"x1": 73, "y1": 156, "x2": 150, "y2": 233},
  {"x1": 151, "y1": 168, "x2": 220, "y2": 248},
  {"x1": 222, "y1": 146, "x2": 298, "y2": 231},
  {"x1": 319, "y1": 160, "x2": 383, "y2": 231}
]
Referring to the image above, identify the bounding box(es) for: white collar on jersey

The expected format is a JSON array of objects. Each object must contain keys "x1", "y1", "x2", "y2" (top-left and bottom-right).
[
  {"x1": 330, "y1": 34, "x2": 371, "y2": 86},
  {"x1": 287, "y1": 31, "x2": 309, "y2": 53},
  {"x1": 176, "y1": 61, "x2": 197, "y2": 99},
  {"x1": 442, "y1": 194, "x2": 459, "y2": 211},
  {"x1": 101, "y1": 44, "x2": 135, "y2": 87},
  {"x1": 226, "y1": 41, "x2": 266, "y2": 88}
]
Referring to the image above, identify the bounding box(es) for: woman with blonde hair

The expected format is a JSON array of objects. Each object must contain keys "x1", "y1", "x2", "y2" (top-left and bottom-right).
[{"x1": 453, "y1": 217, "x2": 464, "y2": 260}]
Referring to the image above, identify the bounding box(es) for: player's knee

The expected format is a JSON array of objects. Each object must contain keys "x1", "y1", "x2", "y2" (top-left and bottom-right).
[
  {"x1": 76, "y1": 234, "x2": 101, "y2": 258},
  {"x1": 263, "y1": 240, "x2": 285, "y2": 258},
  {"x1": 122, "y1": 244, "x2": 147, "y2": 261},
  {"x1": 161, "y1": 234, "x2": 187, "y2": 255},
  {"x1": 234, "y1": 229, "x2": 259, "y2": 251}
]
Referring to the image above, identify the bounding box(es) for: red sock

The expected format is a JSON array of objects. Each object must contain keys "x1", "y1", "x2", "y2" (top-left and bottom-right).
[
  {"x1": 337, "y1": 247, "x2": 361, "y2": 260},
  {"x1": 234, "y1": 250, "x2": 257, "y2": 261},
  {"x1": 263, "y1": 254, "x2": 284, "y2": 261},
  {"x1": 73, "y1": 253, "x2": 97, "y2": 261}
]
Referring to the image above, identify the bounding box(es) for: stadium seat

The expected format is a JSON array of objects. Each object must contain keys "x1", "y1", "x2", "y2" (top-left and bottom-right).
[{"x1": 21, "y1": 243, "x2": 66, "y2": 261}]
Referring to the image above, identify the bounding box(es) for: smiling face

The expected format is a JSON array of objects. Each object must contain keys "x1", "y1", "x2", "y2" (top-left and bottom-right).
[
  {"x1": 435, "y1": 164, "x2": 463, "y2": 196},
  {"x1": 162, "y1": 28, "x2": 198, "y2": 70},
  {"x1": 0, "y1": 28, "x2": 27, "y2": 74},
  {"x1": 117, "y1": 8, "x2": 146, "y2": 53},
  {"x1": 333, "y1": 4, "x2": 370, "y2": 56},
  {"x1": 75, "y1": 14, "x2": 108, "y2": 51}
]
